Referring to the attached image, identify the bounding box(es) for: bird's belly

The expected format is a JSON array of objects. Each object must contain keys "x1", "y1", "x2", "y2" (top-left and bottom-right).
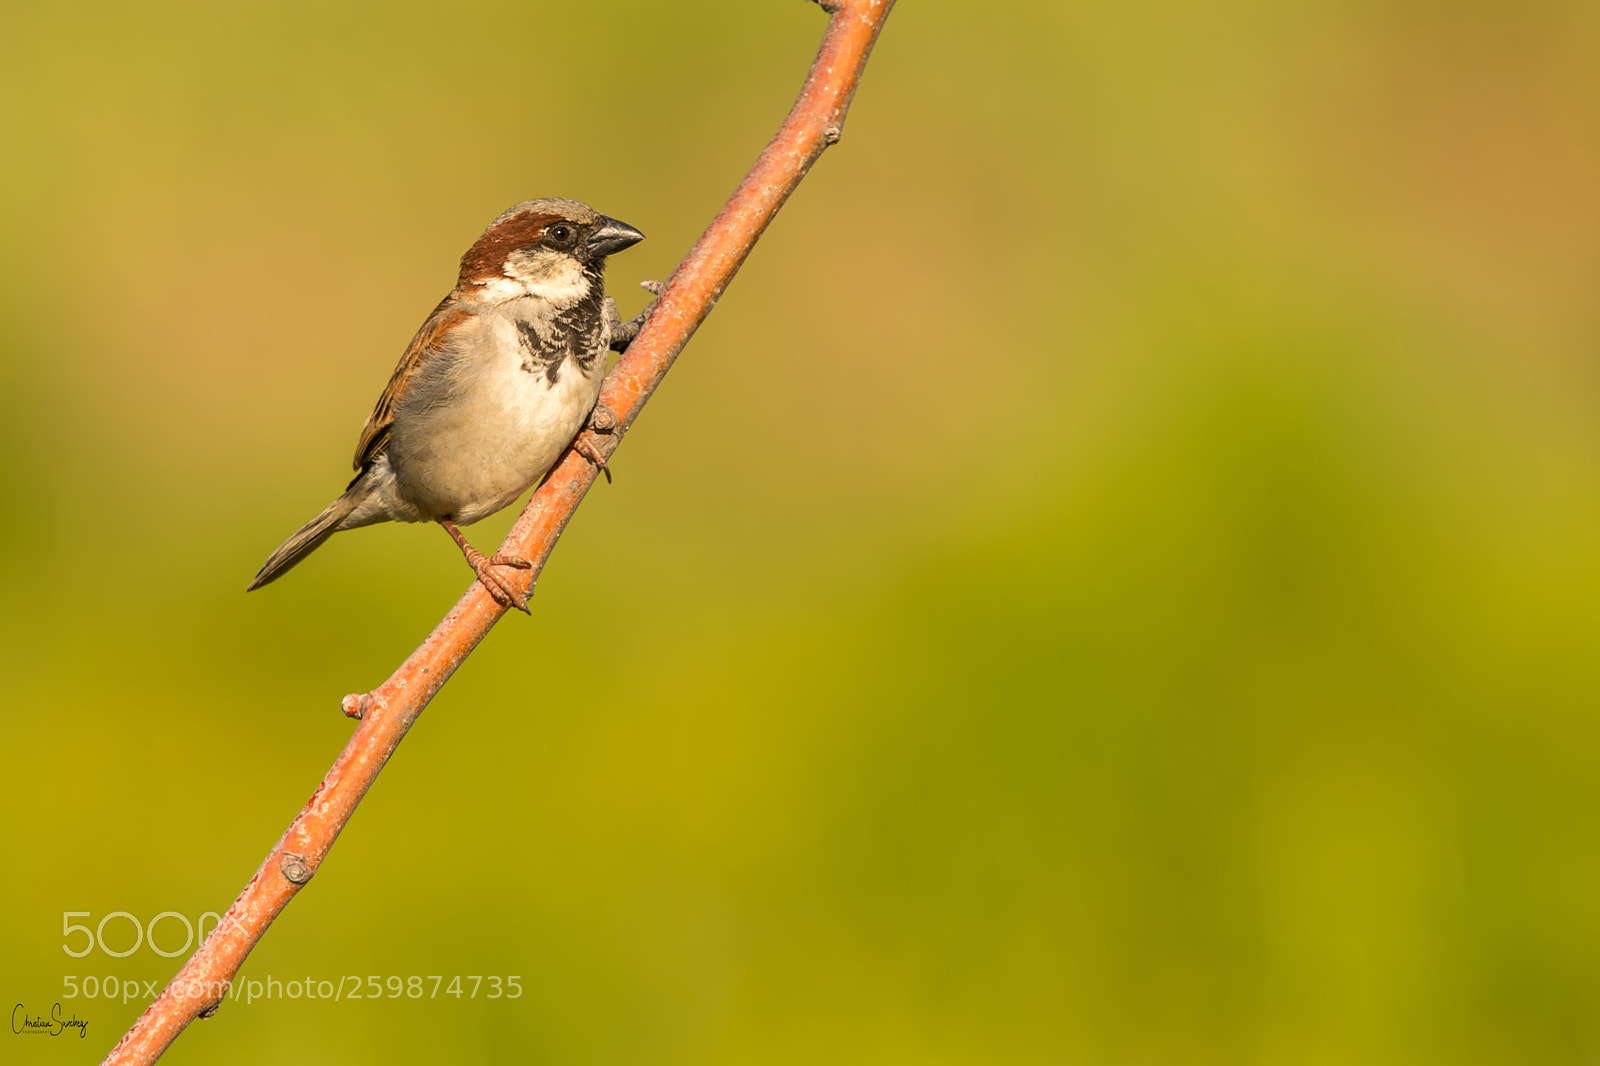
[{"x1": 389, "y1": 351, "x2": 602, "y2": 524}]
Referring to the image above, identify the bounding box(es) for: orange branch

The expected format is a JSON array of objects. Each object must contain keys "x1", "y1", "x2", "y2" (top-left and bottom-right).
[{"x1": 100, "y1": 2, "x2": 896, "y2": 1063}]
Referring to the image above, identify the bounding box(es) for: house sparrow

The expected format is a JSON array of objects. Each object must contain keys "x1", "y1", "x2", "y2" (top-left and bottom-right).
[{"x1": 247, "y1": 197, "x2": 646, "y2": 611}]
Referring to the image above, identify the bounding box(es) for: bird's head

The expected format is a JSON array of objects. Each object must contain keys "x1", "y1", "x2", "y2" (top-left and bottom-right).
[{"x1": 458, "y1": 197, "x2": 645, "y2": 304}]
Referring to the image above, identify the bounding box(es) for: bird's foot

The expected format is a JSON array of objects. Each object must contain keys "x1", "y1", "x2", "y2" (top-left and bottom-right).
[
  {"x1": 606, "y1": 281, "x2": 665, "y2": 352},
  {"x1": 440, "y1": 518, "x2": 532, "y2": 612},
  {"x1": 490, "y1": 553, "x2": 532, "y2": 569},
  {"x1": 574, "y1": 403, "x2": 618, "y2": 483},
  {"x1": 573, "y1": 436, "x2": 612, "y2": 484},
  {"x1": 469, "y1": 551, "x2": 532, "y2": 613}
]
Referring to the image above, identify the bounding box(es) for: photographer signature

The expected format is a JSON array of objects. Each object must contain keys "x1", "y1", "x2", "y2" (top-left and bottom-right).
[{"x1": 12, "y1": 1003, "x2": 88, "y2": 1039}]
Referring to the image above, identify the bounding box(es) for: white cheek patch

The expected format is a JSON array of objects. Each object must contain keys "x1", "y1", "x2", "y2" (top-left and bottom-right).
[
  {"x1": 476, "y1": 276, "x2": 530, "y2": 303},
  {"x1": 502, "y1": 250, "x2": 591, "y2": 306},
  {"x1": 522, "y1": 270, "x2": 590, "y2": 305}
]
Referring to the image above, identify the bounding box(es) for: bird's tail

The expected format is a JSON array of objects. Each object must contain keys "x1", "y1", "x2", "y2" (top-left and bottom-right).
[{"x1": 246, "y1": 491, "x2": 361, "y2": 591}]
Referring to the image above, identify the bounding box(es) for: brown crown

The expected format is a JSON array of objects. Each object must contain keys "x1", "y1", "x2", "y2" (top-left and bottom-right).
[{"x1": 457, "y1": 211, "x2": 565, "y2": 284}]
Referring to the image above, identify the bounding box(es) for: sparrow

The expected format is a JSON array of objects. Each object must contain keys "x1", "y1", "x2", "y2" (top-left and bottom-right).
[{"x1": 247, "y1": 197, "x2": 647, "y2": 611}]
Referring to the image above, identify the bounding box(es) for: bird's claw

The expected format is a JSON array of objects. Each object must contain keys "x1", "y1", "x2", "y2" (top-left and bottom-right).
[
  {"x1": 440, "y1": 518, "x2": 532, "y2": 612},
  {"x1": 608, "y1": 283, "x2": 665, "y2": 352},
  {"x1": 490, "y1": 553, "x2": 532, "y2": 569},
  {"x1": 572, "y1": 405, "x2": 617, "y2": 483},
  {"x1": 573, "y1": 433, "x2": 612, "y2": 484},
  {"x1": 471, "y1": 558, "x2": 531, "y2": 613}
]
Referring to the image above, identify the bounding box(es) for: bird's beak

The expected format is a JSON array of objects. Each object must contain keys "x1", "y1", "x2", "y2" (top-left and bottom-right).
[{"x1": 586, "y1": 216, "x2": 646, "y2": 258}]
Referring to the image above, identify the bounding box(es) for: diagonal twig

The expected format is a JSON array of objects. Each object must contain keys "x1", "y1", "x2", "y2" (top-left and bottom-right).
[{"x1": 101, "y1": 2, "x2": 895, "y2": 1063}]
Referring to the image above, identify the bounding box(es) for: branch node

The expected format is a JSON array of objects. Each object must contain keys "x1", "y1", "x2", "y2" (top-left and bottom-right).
[
  {"x1": 197, "y1": 1002, "x2": 222, "y2": 1021},
  {"x1": 279, "y1": 852, "x2": 313, "y2": 885},
  {"x1": 341, "y1": 693, "x2": 371, "y2": 720},
  {"x1": 822, "y1": 122, "x2": 843, "y2": 145}
]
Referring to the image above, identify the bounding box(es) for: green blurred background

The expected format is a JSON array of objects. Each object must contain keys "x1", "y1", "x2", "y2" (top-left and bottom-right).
[{"x1": 4, "y1": 0, "x2": 1600, "y2": 1062}]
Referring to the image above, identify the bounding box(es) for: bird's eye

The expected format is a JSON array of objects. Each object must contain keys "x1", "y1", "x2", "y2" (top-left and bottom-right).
[{"x1": 546, "y1": 223, "x2": 574, "y2": 245}]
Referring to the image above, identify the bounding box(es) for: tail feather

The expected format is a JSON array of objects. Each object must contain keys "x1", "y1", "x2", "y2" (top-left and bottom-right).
[{"x1": 247, "y1": 493, "x2": 361, "y2": 591}]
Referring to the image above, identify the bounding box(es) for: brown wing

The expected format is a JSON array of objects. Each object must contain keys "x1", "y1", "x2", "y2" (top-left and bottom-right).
[{"x1": 352, "y1": 292, "x2": 471, "y2": 471}]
